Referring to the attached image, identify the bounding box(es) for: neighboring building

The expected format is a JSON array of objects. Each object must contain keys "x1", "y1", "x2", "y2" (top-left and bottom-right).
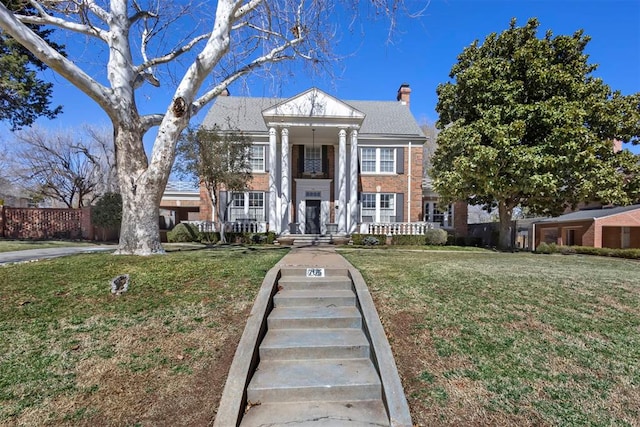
[
  {"x1": 159, "y1": 181, "x2": 201, "y2": 229},
  {"x1": 196, "y1": 84, "x2": 467, "y2": 237},
  {"x1": 533, "y1": 204, "x2": 640, "y2": 249}
]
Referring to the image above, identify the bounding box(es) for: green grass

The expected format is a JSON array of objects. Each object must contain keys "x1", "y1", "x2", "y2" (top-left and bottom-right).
[
  {"x1": 0, "y1": 246, "x2": 287, "y2": 426},
  {"x1": 0, "y1": 239, "x2": 108, "y2": 253},
  {"x1": 340, "y1": 249, "x2": 640, "y2": 426}
]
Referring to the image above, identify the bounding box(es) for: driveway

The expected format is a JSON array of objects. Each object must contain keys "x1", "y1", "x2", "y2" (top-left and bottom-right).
[{"x1": 0, "y1": 245, "x2": 115, "y2": 266}]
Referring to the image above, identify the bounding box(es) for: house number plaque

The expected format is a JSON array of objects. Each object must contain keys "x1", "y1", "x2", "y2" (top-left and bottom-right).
[{"x1": 306, "y1": 268, "x2": 325, "y2": 278}]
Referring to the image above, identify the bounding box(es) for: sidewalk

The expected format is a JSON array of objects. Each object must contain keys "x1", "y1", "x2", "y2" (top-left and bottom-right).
[{"x1": 0, "y1": 245, "x2": 115, "y2": 266}]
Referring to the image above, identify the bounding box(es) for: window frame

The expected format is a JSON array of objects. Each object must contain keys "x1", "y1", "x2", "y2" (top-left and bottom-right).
[
  {"x1": 250, "y1": 145, "x2": 265, "y2": 172},
  {"x1": 360, "y1": 192, "x2": 396, "y2": 223},
  {"x1": 359, "y1": 147, "x2": 396, "y2": 174},
  {"x1": 228, "y1": 191, "x2": 265, "y2": 221}
]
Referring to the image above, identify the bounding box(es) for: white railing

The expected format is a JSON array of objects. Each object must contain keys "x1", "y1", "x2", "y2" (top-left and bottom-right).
[
  {"x1": 182, "y1": 220, "x2": 267, "y2": 233},
  {"x1": 359, "y1": 222, "x2": 438, "y2": 235}
]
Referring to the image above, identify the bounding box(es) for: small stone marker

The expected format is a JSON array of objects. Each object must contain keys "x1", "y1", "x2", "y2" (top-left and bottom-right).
[
  {"x1": 110, "y1": 274, "x2": 130, "y2": 296},
  {"x1": 306, "y1": 268, "x2": 325, "y2": 278}
]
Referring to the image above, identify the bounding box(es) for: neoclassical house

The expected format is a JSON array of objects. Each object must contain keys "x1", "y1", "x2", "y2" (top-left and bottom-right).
[{"x1": 197, "y1": 85, "x2": 467, "y2": 237}]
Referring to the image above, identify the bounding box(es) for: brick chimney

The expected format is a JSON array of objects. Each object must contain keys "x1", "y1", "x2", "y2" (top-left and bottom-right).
[{"x1": 397, "y1": 83, "x2": 411, "y2": 107}]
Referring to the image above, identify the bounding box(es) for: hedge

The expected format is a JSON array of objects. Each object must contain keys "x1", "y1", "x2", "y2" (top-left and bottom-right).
[{"x1": 535, "y1": 243, "x2": 640, "y2": 259}]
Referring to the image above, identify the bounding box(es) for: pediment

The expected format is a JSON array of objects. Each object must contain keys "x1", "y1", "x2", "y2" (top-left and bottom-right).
[{"x1": 262, "y1": 88, "x2": 365, "y2": 124}]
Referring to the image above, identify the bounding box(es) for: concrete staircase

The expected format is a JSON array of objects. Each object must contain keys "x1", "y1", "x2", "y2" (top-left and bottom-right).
[{"x1": 240, "y1": 268, "x2": 389, "y2": 426}]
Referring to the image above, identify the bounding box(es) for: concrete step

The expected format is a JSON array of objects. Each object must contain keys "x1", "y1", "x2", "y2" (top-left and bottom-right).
[
  {"x1": 277, "y1": 275, "x2": 353, "y2": 291},
  {"x1": 268, "y1": 306, "x2": 362, "y2": 329},
  {"x1": 273, "y1": 289, "x2": 356, "y2": 307},
  {"x1": 246, "y1": 358, "x2": 382, "y2": 403},
  {"x1": 260, "y1": 328, "x2": 370, "y2": 360},
  {"x1": 240, "y1": 400, "x2": 389, "y2": 426}
]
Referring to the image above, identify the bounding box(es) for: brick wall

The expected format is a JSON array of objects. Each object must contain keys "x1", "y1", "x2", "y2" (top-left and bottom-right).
[
  {"x1": 360, "y1": 146, "x2": 423, "y2": 222},
  {"x1": 0, "y1": 206, "x2": 93, "y2": 239}
]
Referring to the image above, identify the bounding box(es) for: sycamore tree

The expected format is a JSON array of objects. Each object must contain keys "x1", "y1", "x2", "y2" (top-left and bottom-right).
[
  {"x1": 174, "y1": 125, "x2": 252, "y2": 244},
  {"x1": 0, "y1": 0, "x2": 404, "y2": 255},
  {"x1": 433, "y1": 18, "x2": 640, "y2": 249}
]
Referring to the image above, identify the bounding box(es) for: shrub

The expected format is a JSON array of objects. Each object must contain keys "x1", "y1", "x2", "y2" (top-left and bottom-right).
[
  {"x1": 560, "y1": 246, "x2": 577, "y2": 255},
  {"x1": 425, "y1": 229, "x2": 448, "y2": 246},
  {"x1": 200, "y1": 232, "x2": 221, "y2": 244},
  {"x1": 362, "y1": 236, "x2": 380, "y2": 246},
  {"x1": 167, "y1": 223, "x2": 199, "y2": 243},
  {"x1": 92, "y1": 192, "x2": 122, "y2": 228},
  {"x1": 535, "y1": 242, "x2": 558, "y2": 254},
  {"x1": 391, "y1": 235, "x2": 426, "y2": 245},
  {"x1": 351, "y1": 234, "x2": 386, "y2": 246},
  {"x1": 571, "y1": 246, "x2": 640, "y2": 260}
]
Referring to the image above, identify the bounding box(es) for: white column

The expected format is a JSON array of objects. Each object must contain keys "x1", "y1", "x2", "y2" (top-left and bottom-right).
[
  {"x1": 349, "y1": 129, "x2": 359, "y2": 234},
  {"x1": 337, "y1": 129, "x2": 347, "y2": 233},
  {"x1": 268, "y1": 127, "x2": 278, "y2": 233},
  {"x1": 280, "y1": 128, "x2": 290, "y2": 234}
]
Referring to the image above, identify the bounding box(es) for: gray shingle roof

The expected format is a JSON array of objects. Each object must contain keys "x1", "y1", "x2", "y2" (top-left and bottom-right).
[
  {"x1": 201, "y1": 95, "x2": 425, "y2": 138},
  {"x1": 537, "y1": 204, "x2": 640, "y2": 223}
]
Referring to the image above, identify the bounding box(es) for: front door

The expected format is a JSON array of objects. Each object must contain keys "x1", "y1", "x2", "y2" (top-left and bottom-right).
[{"x1": 305, "y1": 200, "x2": 321, "y2": 234}]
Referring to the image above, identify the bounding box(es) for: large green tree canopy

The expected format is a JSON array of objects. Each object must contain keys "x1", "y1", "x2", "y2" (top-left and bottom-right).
[
  {"x1": 0, "y1": 0, "x2": 62, "y2": 130},
  {"x1": 432, "y1": 18, "x2": 640, "y2": 248}
]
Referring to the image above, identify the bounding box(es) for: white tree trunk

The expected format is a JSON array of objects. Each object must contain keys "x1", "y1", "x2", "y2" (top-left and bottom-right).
[{"x1": 112, "y1": 125, "x2": 170, "y2": 255}]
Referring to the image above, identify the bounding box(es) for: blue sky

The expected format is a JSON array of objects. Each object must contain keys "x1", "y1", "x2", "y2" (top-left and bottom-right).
[{"x1": 6, "y1": 0, "x2": 640, "y2": 152}]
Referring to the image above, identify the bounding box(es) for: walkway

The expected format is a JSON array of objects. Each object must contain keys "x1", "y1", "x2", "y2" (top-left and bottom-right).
[{"x1": 215, "y1": 246, "x2": 412, "y2": 427}]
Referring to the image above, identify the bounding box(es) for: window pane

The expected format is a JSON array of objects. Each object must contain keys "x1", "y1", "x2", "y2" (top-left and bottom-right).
[
  {"x1": 361, "y1": 148, "x2": 376, "y2": 173},
  {"x1": 229, "y1": 193, "x2": 245, "y2": 221},
  {"x1": 250, "y1": 146, "x2": 265, "y2": 171},
  {"x1": 361, "y1": 193, "x2": 376, "y2": 222},
  {"x1": 380, "y1": 148, "x2": 395, "y2": 173},
  {"x1": 248, "y1": 192, "x2": 264, "y2": 220},
  {"x1": 380, "y1": 193, "x2": 395, "y2": 222},
  {"x1": 304, "y1": 146, "x2": 322, "y2": 173}
]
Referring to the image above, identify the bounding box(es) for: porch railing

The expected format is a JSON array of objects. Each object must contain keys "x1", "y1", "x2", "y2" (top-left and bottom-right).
[
  {"x1": 182, "y1": 220, "x2": 267, "y2": 233},
  {"x1": 359, "y1": 222, "x2": 438, "y2": 235}
]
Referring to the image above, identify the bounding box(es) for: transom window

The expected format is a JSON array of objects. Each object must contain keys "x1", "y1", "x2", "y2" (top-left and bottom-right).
[
  {"x1": 361, "y1": 193, "x2": 396, "y2": 223},
  {"x1": 360, "y1": 147, "x2": 396, "y2": 173},
  {"x1": 304, "y1": 145, "x2": 322, "y2": 173},
  {"x1": 250, "y1": 146, "x2": 265, "y2": 172},
  {"x1": 229, "y1": 191, "x2": 265, "y2": 221}
]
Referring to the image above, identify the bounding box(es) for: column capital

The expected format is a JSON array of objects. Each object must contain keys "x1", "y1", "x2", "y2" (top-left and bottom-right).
[
  {"x1": 281, "y1": 128, "x2": 289, "y2": 137},
  {"x1": 338, "y1": 128, "x2": 347, "y2": 137},
  {"x1": 269, "y1": 127, "x2": 276, "y2": 135}
]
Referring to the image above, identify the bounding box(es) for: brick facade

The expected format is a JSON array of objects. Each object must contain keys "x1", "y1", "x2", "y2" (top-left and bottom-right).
[
  {"x1": 360, "y1": 146, "x2": 423, "y2": 222},
  {"x1": 534, "y1": 207, "x2": 640, "y2": 249}
]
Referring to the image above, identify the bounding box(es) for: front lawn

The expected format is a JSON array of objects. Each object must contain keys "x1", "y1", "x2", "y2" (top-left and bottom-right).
[
  {"x1": 0, "y1": 247, "x2": 287, "y2": 426},
  {"x1": 341, "y1": 249, "x2": 640, "y2": 426}
]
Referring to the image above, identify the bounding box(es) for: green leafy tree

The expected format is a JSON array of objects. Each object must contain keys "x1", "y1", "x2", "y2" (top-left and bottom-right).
[
  {"x1": 174, "y1": 125, "x2": 252, "y2": 243},
  {"x1": 0, "y1": 0, "x2": 62, "y2": 130},
  {"x1": 433, "y1": 18, "x2": 640, "y2": 249}
]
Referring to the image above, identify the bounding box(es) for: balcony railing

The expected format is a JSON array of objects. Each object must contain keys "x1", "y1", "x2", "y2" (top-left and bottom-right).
[{"x1": 359, "y1": 222, "x2": 438, "y2": 235}]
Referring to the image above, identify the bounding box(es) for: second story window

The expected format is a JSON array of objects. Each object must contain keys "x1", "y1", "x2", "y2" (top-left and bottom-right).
[
  {"x1": 250, "y1": 146, "x2": 265, "y2": 172},
  {"x1": 360, "y1": 147, "x2": 396, "y2": 174},
  {"x1": 304, "y1": 145, "x2": 322, "y2": 174}
]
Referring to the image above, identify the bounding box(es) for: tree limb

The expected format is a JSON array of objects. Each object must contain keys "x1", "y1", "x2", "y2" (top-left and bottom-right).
[{"x1": 0, "y1": 3, "x2": 115, "y2": 116}]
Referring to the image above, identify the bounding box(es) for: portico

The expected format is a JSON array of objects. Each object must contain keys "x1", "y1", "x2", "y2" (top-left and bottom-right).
[{"x1": 262, "y1": 88, "x2": 365, "y2": 235}]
